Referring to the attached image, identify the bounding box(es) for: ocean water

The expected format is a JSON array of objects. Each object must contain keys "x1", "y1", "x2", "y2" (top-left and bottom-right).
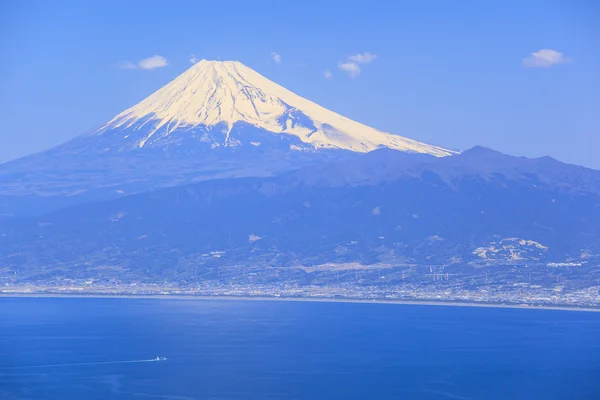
[{"x1": 0, "y1": 298, "x2": 599, "y2": 400}]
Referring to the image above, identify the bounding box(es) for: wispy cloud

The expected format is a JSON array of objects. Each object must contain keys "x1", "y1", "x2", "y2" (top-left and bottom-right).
[
  {"x1": 138, "y1": 55, "x2": 168, "y2": 70},
  {"x1": 348, "y1": 52, "x2": 378, "y2": 64},
  {"x1": 523, "y1": 49, "x2": 570, "y2": 68},
  {"x1": 324, "y1": 69, "x2": 333, "y2": 79},
  {"x1": 338, "y1": 52, "x2": 378, "y2": 78},
  {"x1": 271, "y1": 52, "x2": 282, "y2": 64},
  {"x1": 339, "y1": 62, "x2": 361, "y2": 78},
  {"x1": 189, "y1": 54, "x2": 199, "y2": 64},
  {"x1": 118, "y1": 55, "x2": 169, "y2": 70},
  {"x1": 117, "y1": 61, "x2": 138, "y2": 70}
]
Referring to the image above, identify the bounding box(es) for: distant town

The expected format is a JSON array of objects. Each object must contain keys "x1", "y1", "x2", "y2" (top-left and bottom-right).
[{"x1": 3, "y1": 259, "x2": 599, "y2": 310}]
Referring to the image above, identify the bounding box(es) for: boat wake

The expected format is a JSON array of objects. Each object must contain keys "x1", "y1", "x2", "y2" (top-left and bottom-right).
[{"x1": 1, "y1": 357, "x2": 167, "y2": 370}]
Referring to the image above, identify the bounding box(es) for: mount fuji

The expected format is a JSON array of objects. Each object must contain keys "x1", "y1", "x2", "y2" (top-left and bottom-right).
[
  {"x1": 97, "y1": 60, "x2": 454, "y2": 155},
  {"x1": 2, "y1": 61, "x2": 600, "y2": 296},
  {"x1": 0, "y1": 60, "x2": 455, "y2": 217}
]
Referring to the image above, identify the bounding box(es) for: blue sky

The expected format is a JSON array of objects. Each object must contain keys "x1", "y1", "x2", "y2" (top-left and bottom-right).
[{"x1": 1, "y1": 0, "x2": 598, "y2": 167}]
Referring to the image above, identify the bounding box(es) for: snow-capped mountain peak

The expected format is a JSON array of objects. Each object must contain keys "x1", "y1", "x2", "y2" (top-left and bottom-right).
[{"x1": 96, "y1": 60, "x2": 454, "y2": 156}]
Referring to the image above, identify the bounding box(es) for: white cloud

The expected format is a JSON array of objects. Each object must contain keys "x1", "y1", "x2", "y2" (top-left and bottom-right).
[
  {"x1": 338, "y1": 61, "x2": 361, "y2": 78},
  {"x1": 138, "y1": 55, "x2": 168, "y2": 70},
  {"x1": 190, "y1": 54, "x2": 199, "y2": 64},
  {"x1": 523, "y1": 49, "x2": 570, "y2": 68},
  {"x1": 271, "y1": 52, "x2": 282, "y2": 64},
  {"x1": 348, "y1": 52, "x2": 378, "y2": 64},
  {"x1": 323, "y1": 69, "x2": 333, "y2": 79},
  {"x1": 118, "y1": 55, "x2": 169, "y2": 70},
  {"x1": 338, "y1": 52, "x2": 378, "y2": 78}
]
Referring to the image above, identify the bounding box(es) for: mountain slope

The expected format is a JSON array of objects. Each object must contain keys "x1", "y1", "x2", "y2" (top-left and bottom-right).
[
  {"x1": 96, "y1": 60, "x2": 454, "y2": 155},
  {"x1": 0, "y1": 60, "x2": 455, "y2": 217},
  {"x1": 2, "y1": 148, "x2": 598, "y2": 278}
]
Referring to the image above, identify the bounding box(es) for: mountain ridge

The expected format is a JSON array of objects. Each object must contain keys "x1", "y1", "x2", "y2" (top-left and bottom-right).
[
  {"x1": 0, "y1": 60, "x2": 456, "y2": 217},
  {"x1": 2, "y1": 147, "x2": 598, "y2": 271},
  {"x1": 93, "y1": 60, "x2": 455, "y2": 155}
]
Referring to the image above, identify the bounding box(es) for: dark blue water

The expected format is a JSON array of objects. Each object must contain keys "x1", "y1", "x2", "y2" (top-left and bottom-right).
[{"x1": 0, "y1": 298, "x2": 599, "y2": 400}]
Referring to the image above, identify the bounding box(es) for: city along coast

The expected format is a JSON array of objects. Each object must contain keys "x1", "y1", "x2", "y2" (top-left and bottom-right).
[{"x1": 2, "y1": 284, "x2": 599, "y2": 312}]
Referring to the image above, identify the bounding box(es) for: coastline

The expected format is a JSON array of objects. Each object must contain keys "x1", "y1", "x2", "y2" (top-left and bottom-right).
[{"x1": 1, "y1": 293, "x2": 599, "y2": 313}]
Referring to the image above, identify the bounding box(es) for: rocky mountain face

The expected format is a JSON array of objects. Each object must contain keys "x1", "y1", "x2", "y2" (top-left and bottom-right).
[
  {"x1": 0, "y1": 60, "x2": 454, "y2": 218},
  {"x1": 2, "y1": 147, "x2": 598, "y2": 278},
  {"x1": 1, "y1": 61, "x2": 598, "y2": 296}
]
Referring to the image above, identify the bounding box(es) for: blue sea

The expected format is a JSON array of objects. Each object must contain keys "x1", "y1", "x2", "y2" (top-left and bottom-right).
[{"x1": 0, "y1": 298, "x2": 599, "y2": 400}]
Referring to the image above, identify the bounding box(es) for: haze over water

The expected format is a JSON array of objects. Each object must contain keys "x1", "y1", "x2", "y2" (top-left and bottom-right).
[{"x1": 1, "y1": 298, "x2": 599, "y2": 399}]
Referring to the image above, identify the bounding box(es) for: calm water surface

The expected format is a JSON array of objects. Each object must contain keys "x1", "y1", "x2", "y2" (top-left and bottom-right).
[{"x1": 0, "y1": 298, "x2": 599, "y2": 399}]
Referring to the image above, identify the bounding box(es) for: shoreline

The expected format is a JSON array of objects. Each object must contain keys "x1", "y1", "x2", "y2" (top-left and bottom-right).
[{"x1": 1, "y1": 293, "x2": 599, "y2": 313}]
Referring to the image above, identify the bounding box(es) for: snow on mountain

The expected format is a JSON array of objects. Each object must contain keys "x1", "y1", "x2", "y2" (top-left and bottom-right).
[
  {"x1": 95, "y1": 60, "x2": 455, "y2": 156},
  {"x1": 0, "y1": 60, "x2": 458, "y2": 217}
]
